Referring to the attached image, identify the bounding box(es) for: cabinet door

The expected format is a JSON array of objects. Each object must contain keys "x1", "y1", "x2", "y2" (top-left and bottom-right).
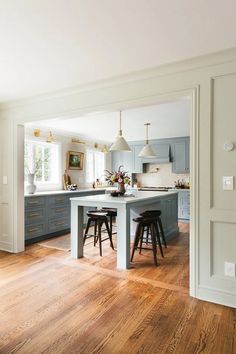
[
  {"x1": 178, "y1": 191, "x2": 190, "y2": 220},
  {"x1": 111, "y1": 151, "x2": 134, "y2": 173},
  {"x1": 133, "y1": 145, "x2": 143, "y2": 173},
  {"x1": 111, "y1": 151, "x2": 121, "y2": 171},
  {"x1": 172, "y1": 138, "x2": 190, "y2": 173}
]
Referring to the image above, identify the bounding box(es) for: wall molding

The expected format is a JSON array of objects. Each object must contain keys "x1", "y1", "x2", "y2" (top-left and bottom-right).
[
  {"x1": 198, "y1": 285, "x2": 236, "y2": 308},
  {"x1": 0, "y1": 241, "x2": 13, "y2": 252},
  {"x1": 1, "y1": 47, "x2": 236, "y2": 113}
]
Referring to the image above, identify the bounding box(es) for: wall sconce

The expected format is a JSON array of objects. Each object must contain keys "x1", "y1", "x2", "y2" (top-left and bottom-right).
[
  {"x1": 102, "y1": 145, "x2": 109, "y2": 153},
  {"x1": 46, "y1": 131, "x2": 53, "y2": 143},
  {"x1": 33, "y1": 129, "x2": 41, "y2": 137}
]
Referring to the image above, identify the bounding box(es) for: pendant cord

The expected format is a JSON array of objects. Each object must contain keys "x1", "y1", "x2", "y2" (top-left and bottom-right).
[
  {"x1": 119, "y1": 111, "x2": 122, "y2": 136},
  {"x1": 145, "y1": 123, "x2": 150, "y2": 144}
]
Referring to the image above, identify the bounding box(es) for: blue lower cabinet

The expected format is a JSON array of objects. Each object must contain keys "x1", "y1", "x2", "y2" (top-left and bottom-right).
[
  {"x1": 24, "y1": 189, "x2": 105, "y2": 243},
  {"x1": 178, "y1": 191, "x2": 190, "y2": 220}
]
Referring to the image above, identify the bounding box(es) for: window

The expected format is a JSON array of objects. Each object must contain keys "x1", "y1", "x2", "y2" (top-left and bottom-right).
[
  {"x1": 24, "y1": 140, "x2": 60, "y2": 185},
  {"x1": 86, "y1": 150, "x2": 105, "y2": 183}
]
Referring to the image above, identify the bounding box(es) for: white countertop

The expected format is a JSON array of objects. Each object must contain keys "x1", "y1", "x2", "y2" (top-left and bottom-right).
[
  {"x1": 24, "y1": 188, "x2": 106, "y2": 197},
  {"x1": 70, "y1": 190, "x2": 178, "y2": 205}
]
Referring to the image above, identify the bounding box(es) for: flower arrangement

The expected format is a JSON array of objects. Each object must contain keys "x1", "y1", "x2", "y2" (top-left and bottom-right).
[
  {"x1": 104, "y1": 165, "x2": 130, "y2": 194},
  {"x1": 105, "y1": 165, "x2": 130, "y2": 185}
]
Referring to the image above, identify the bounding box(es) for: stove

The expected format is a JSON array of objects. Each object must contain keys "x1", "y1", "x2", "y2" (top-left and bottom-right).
[{"x1": 139, "y1": 186, "x2": 173, "y2": 192}]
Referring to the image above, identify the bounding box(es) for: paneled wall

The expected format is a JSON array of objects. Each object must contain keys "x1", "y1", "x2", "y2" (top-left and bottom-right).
[{"x1": 0, "y1": 48, "x2": 236, "y2": 307}]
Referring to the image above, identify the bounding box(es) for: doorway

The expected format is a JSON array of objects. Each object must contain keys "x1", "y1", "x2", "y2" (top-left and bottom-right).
[{"x1": 15, "y1": 89, "x2": 198, "y2": 297}]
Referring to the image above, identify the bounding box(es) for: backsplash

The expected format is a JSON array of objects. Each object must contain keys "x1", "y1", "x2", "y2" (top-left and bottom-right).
[{"x1": 133, "y1": 163, "x2": 190, "y2": 187}]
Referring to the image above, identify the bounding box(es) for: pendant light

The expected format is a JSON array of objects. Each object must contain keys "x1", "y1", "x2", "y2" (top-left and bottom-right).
[
  {"x1": 109, "y1": 111, "x2": 131, "y2": 152},
  {"x1": 138, "y1": 123, "x2": 156, "y2": 158}
]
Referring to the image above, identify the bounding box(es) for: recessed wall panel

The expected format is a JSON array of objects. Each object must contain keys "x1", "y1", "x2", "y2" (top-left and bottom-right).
[
  {"x1": 212, "y1": 74, "x2": 236, "y2": 210},
  {"x1": 212, "y1": 221, "x2": 236, "y2": 279}
]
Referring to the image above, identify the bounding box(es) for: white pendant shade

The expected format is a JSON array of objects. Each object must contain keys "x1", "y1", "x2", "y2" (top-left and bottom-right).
[
  {"x1": 138, "y1": 122, "x2": 156, "y2": 158},
  {"x1": 109, "y1": 111, "x2": 131, "y2": 152},
  {"x1": 138, "y1": 144, "x2": 156, "y2": 158},
  {"x1": 110, "y1": 135, "x2": 131, "y2": 151}
]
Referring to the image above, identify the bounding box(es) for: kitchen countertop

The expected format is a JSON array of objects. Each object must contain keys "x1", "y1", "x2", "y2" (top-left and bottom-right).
[
  {"x1": 24, "y1": 188, "x2": 107, "y2": 197},
  {"x1": 24, "y1": 186, "x2": 139, "y2": 197}
]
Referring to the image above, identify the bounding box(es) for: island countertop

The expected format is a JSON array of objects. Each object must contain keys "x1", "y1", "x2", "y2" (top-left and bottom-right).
[{"x1": 70, "y1": 190, "x2": 178, "y2": 204}]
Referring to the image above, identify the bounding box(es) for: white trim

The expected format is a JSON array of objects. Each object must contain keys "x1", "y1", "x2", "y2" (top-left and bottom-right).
[
  {"x1": 13, "y1": 88, "x2": 198, "y2": 301},
  {"x1": 198, "y1": 286, "x2": 236, "y2": 309}
]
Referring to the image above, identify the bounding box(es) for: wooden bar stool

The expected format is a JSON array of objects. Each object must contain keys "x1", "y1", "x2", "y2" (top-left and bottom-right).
[
  {"x1": 101, "y1": 207, "x2": 117, "y2": 236},
  {"x1": 140, "y1": 210, "x2": 167, "y2": 248},
  {"x1": 83, "y1": 210, "x2": 114, "y2": 256},
  {"x1": 131, "y1": 215, "x2": 160, "y2": 266}
]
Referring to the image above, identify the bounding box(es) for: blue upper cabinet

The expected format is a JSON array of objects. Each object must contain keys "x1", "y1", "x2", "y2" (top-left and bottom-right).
[
  {"x1": 171, "y1": 137, "x2": 190, "y2": 173},
  {"x1": 111, "y1": 137, "x2": 190, "y2": 174},
  {"x1": 111, "y1": 150, "x2": 134, "y2": 174}
]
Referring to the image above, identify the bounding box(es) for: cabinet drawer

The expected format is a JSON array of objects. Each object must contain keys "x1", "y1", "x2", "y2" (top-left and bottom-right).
[
  {"x1": 49, "y1": 205, "x2": 70, "y2": 219},
  {"x1": 25, "y1": 197, "x2": 45, "y2": 209},
  {"x1": 25, "y1": 208, "x2": 45, "y2": 225},
  {"x1": 48, "y1": 217, "x2": 70, "y2": 233},
  {"x1": 48, "y1": 195, "x2": 70, "y2": 206},
  {"x1": 25, "y1": 223, "x2": 46, "y2": 240}
]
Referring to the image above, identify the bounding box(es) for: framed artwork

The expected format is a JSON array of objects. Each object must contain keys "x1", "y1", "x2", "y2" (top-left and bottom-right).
[{"x1": 67, "y1": 151, "x2": 84, "y2": 170}]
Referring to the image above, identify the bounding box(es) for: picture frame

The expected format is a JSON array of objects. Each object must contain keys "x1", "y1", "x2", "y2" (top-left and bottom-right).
[{"x1": 67, "y1": 151, "x2": 84, "y2": 170}]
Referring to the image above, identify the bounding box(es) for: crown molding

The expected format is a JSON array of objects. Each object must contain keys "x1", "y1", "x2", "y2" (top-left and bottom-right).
[{"x1": 1, "y1": 47, "x2": 236, "y2": 112}]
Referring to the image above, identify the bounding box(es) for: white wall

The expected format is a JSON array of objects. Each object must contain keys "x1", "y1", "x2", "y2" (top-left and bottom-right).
[
  {"x1": 25, "y1": 128, "x2": 111, "y2": 191},
  {"x1": 134, "y1": 163, "x2": 190, "y2": 188},
  {"x1": 1, "y1": 48, "x2": 236, "y2": 307}
]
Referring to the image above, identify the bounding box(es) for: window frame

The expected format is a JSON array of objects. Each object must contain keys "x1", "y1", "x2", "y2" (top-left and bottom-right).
[
  {"x1": 24, "y1": 138, "x2": 62, "y2": 191},
  {"x1": 86, "y1": 149, "x2": 105, "y2": 184}
]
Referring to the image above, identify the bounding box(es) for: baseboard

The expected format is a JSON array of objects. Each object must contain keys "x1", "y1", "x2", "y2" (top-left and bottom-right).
[
  {"x1": 197, "y1": 286, "x2": 236, "y2": 309},
  {"x1": 0, "y1": 241, "x2": 13, "y2": 253}
]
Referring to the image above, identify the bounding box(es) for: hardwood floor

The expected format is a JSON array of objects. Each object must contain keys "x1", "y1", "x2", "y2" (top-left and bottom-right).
[{"x1": 0, "y1": 223, "x2": 235, "y2": 353}]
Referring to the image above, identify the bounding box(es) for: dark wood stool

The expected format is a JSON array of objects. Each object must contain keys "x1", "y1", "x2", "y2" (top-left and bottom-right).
[
  {"x1": 131, "y1": 215, "x2": 161, "y2": 266},
  {"x1": 83, "y1": 211, "x2": 114, "y2": 256},
  {"x1": 101, "y1": 207, "x2": 117, "y2": 236},
  {"x1": 140, "y1": 210, "x2": 167, "y2": 248}
]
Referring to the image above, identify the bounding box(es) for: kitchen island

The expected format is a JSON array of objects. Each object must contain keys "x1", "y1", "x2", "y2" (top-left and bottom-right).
[{"x1": 71, "y1": 190, "x2": 178, "y2": 269}]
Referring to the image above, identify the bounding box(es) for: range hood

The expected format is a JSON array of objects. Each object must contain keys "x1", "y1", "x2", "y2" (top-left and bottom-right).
[{"x1": 141, "y1": 143, "x2": 170, "y2": 165}]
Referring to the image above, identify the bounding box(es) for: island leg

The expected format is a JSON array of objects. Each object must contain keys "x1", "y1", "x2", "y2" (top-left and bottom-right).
[
  {"x1": 71, "y1": 202, "x2": 84, "y2": 259},
  {"x1": 116, "y1": 205, "x2": 130, "y2": 269}
]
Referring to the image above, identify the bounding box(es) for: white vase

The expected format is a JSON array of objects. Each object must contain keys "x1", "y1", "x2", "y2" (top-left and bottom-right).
[{"x1": 26, "y1": 173, "x2": 37, "y2": 194}]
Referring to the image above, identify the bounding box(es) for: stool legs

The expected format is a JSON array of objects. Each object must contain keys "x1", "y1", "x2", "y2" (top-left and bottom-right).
[
  {"x1": 131, "y1": 223, "x2": 142, "y2": 262},
  {"x1": 84, "y1": 215, "x2": 114, "y2": 256},
  {"x1": 150, "y1": 224, "x2": 158, "y2": 266},
  {"x1": 104, "y1": 218, "x2": 114, "y2": 250},
  {"x1": 131, "y1": 221, "x2": 158, "y2": 266},
  {"x1": 157, "y1": 217, "x2": 167, "y2": 248},
  {"x1": 154, "y1": 222, "x2": 164, "y2": 258},
  {"x1": 84, "y1": 218, "x2": 92, "y2": 245}
]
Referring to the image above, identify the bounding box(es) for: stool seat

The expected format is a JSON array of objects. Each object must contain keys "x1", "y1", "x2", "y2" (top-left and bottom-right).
[
  {"x1": 140, "y1": 210, "x2": 161, "y2": 217},
  {"x1": 87, "y1": 211, "x2": 108, "y2": 218}
]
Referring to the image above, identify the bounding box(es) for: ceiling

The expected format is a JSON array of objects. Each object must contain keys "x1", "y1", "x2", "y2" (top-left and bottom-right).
[
  {"x1": 26, "y1": 99, "x2": 191, "y2": 143},
  {"x1": 1, "y1": 0, "x2": 236, "y2": 103}
]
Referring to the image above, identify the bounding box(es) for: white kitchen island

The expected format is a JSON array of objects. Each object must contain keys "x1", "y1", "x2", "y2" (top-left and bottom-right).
[{"x1": 70, "y1": 190, "x2": 179, "y2": 269}]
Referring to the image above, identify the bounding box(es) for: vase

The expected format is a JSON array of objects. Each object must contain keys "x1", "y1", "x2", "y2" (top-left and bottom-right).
[
  {"x1": 26, "y1": 173, "x2": 37, "y2": 194},
  {"x1": 117, "y1": 182, "x2": 126, "y2": 195}
]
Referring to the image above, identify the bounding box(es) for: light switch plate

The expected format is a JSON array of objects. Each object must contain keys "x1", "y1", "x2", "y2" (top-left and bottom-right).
[
  {"x1": 223, "y1": 176, "x2": 234, "y2": 190},
  {"x1": 224, "y1": 262, "x2": 236, "y2": 277}
]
